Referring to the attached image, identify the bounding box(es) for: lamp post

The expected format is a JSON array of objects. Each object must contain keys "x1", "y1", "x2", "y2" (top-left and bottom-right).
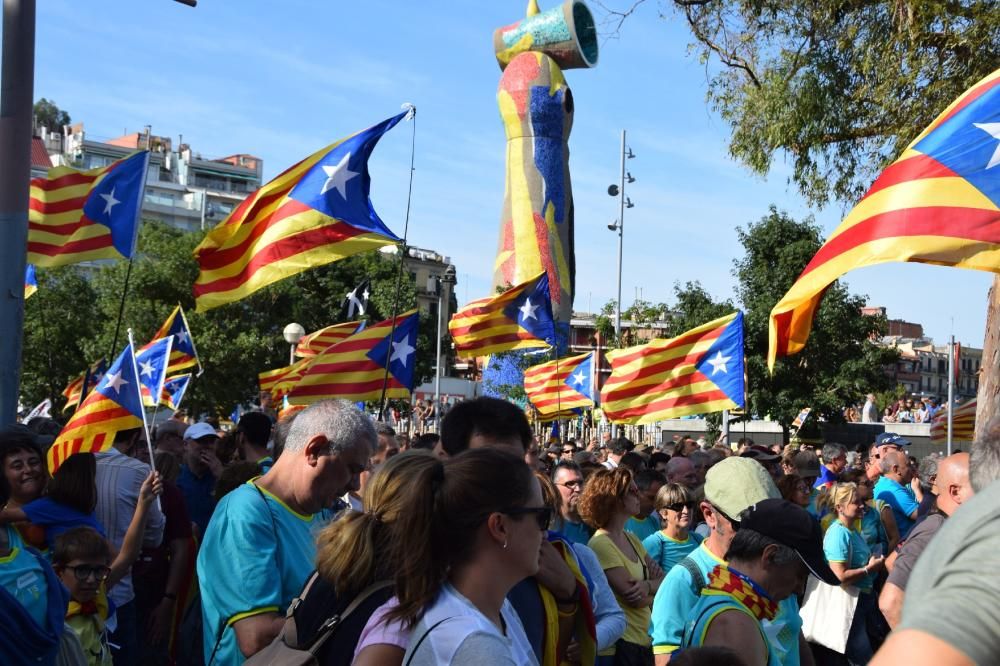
[
  {"x1": 283, "y1": 323, "x2": 305, "y2": 366},
  {"x1": 432, "y1": 266, "x2": 457, "y2": 432},
  {"x1": 607, "y1": 129, "x2": 635, "y2": 345}
]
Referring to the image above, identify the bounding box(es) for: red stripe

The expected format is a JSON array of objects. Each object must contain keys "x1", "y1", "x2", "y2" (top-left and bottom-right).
[
  {"x1": 603, "y1": 366, "x2": 717, "y2": 402},
  {"x1": 610, "y1": 327, "x2": 724, "y2": 365},
  {"x1": 29, "y1": 194, "x2": 91, "y2": 216},
  {"x1": 194, "y1": 217, "x2": 367, "y2": 296},
  {"x1": 449, "y1": 315, "x2": 519, "y2": 337},
  {"x1": 771, "y1": 310, "x2": 794, "y2": 358},
  {"x1": 861, "y1": 154, "x2": 960, "y2": 201},
  {"x1": 605, "y1": 388, "x2": 730, "y2": 420},
  {"x1": 603, "y1": 348, "x2": 709, "y2": 392},
  {"x1": 63, "y1": 402, "x2": 135, "y2": 431},
  {"x1": 31, "y1": 171, "x2": 99, "y2": 191},
  {"x1": 290, "y1": 376, "x2": 404, "y2": 397},
  {"x1": 28, "y1": 216, "x2": 93, "y2": 236},
  {"x1": 194, "y1": 193, "x2": 306, "y2": 271},
  {"x1": 799, "y1": 207, "x2": 1000, "y2": 278},
  {"x1": 27, "y1": 228, "x2": 114, "y2": 258},
  {"x1": 454, "y1": 331, "x2": 538, "y2": 351},
  {"x1": 531, "y1": 394, "x2": 590, "y2": 409}
]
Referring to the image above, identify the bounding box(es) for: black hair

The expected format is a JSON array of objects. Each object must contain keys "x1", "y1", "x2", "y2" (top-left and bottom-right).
[
  {"x1": 411, "y1": 433, "x2": 440, "y2": 450},
  {"x1": 608, "y1": 436, "x2": 633, "y2": 456},
  {"x1": 236, "y1": 411, "x2": 273, "y2": 448},
  {"x1": 0, "y1": 426, "x2": 46, "y2": 504},
  {"x1": 633, "y1": 469, "x2": 666, "y2": 491},
  {"x1": 52, "y1": 526, "x2": 110, "y2": 567},
  {"x1": 47, "y1": 452, "x2": 97, "y2": 514},
  {"x1": 439, "y1": 397, "x2": 531, "y2": 456},
  {"x1": 649, "y1": 451, "x2": 670, "y2": 467}
]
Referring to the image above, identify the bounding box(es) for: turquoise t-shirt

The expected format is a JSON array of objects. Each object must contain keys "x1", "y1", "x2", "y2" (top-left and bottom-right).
[
  {"x1": 873, "y1": 476, "x2": 918, "y2": 539},
  {"x1": 823, "y1": 520, "x2": 874, "y2": 592},
  {"x1": 682, "y1": 591, "x2": 781, "y2": 666},
  {"x1": 650, "y1": 541, "x2": 802, "y2": 665},
  {"x1": 625, "y1": 513, "x2": 660, "y2": 542},
  {"x1": 0, "y1": 526, "x2": 49, "y2": 628},
  {"x1": 197, "y1": 482, "x2": 332, "y2": 665},
  {"x1": 641, "y1": 531, "x2": 701, "y2": 574},
  {"x1": 556, "y1": 518, "x2": 594, "y2": 546}
]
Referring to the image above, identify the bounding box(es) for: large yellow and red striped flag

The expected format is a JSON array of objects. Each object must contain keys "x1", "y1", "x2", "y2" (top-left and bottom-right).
[
  {"x1": 449, "y1": 272, "x2": 555, "y2": 359},
  {"x1": 286, "y1": 310, "x2": 419, "y2": 405},
  {"x1": 769, "y1": 68, "x2": 1000, "y2": 370},
  {"x1": 601, "y1": 312, "x2": 745, "y2": 425},
  {"x1": 930, "y1": 398, "x2": 977, "y2": 444},
  {"x1": 192, "y1": 112, "x2": 408, "y2": 311},
  {"x1": 27, "y1": 151, "x2": 148, "y2": 267},
  {"x1": 48, "y1": 345, "x2": 145, "y2": 473},
  {"x1": 524, "y1": 352, "x2": 595, "y2": 415},
  {"x1": 295, "y1": 321, "x2": 362, "y2": 358}
]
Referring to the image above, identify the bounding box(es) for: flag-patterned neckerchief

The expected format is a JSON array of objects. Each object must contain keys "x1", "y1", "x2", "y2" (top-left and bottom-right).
[{"x1": 705, "y1": 563, "x2": 778, "y2": 622}]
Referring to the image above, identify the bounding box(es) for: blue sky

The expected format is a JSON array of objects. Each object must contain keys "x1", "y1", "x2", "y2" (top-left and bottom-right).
[{"x1": 35, "y1": 0, "x2": 992, "y2": 347}]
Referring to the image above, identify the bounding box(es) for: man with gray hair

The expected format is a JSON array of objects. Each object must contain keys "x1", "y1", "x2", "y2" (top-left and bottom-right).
[
  {"x1": 197, "y1": 399, "x2": 376, "y2": 664},
  {"x1": 816, "y1": 442, "x2": 847, "y2": 488}
]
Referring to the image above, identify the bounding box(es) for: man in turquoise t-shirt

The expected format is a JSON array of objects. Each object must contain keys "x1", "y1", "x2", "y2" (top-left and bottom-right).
[
  {"x1": 197, "y1": 400, "x2": 375, "y2": 665},
  {"x1": 873, "y1": 450, "x2": 921, "y2": 539}
]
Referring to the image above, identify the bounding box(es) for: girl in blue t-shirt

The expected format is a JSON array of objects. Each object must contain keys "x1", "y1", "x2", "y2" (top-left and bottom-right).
[
  {"x1": 0, "y1": 452, "x2": 106, "y2": 550},
  {"x1": 642, "y1": 483, "x2": 702, "y2": 574}
]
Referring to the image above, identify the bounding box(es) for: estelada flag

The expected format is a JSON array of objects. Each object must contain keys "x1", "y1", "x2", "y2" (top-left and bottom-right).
[
  {"x1": 143, "y1": 305, "x2": 200, "y2": 374},
  {"x1": 769, "y1": 69, "x2": 1000, "y2": 370},
  {"x1": 193, "y1": 112, "x2": 407, "y2": 312},
  {"x1": 295, "y1": 321, "x2": 363, "y2": 358},
  {"x1": 24, "y1": 265, "x2": 37, "y2": 299},
  {"x1": 524, "y1": 351, "x2": 595, "y2": 415},
  {"x1": 160, "y1": 374, "x2": 192, "y2": 411},
  {"x1": 135, "y1": 337, "x2": 173, "y2": 407},
  {"x1": 930, "y1": 398, "x2": 977, "y2": 443},
  {"x1": 48, "y1": 344, "x2": 145, "y2": 473},
  {"x1": 61, "y1": 358, "x2": 107, "y2": 413},
  {"x1": 286, "y1": 310, "x2": 419, "y2": 405},
  {"x1": 27, "y1": 151, "x2": 148, "y2": 267},
  {"x1": 449, "y1": 272, "x2": 555, "y2": 359},
  {"x1": 601, "y1": 312, "x2": 745, "y2": 425}
]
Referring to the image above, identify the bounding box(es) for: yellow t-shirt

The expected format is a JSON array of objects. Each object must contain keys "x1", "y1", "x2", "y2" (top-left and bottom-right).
[{"x1": 589, "y1": 530, "x2": 652, "y2": 651}]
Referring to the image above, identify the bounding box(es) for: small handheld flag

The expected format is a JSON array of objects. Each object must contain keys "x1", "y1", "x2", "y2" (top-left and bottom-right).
[
  {"x1": 135, "y1": 337, "x2": 173, "y2": 407},
  {"x1": 601, "y1": 312, "x2": 746, "y2": 425},
  {"x1": 24, "y1": 265, "x2": 37, "y2": 299},
  {"x1": 193, "y1": 113, "x2": 407, "y2": 312},
  {"x1": 160, "y1": 374, "x2": 192, "y2": 411},
  {"x1": 28, "y1": 151, "x2": 149, "y2": 267},
  {"x1": 144, "y1": 305, "x2": 201, "y2": 374},
  {"x1": 48, "y1": 345, "x2": 145, "y2": 473},
  {"x1": 61, "y1": 358, "x2": 107, "y2": 413},
  {"x1": 449, "y1": 272, "x2": 555, "y2": 359}
]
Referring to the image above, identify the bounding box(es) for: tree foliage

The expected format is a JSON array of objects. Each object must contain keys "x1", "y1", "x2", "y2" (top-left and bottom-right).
[
  {"x1": 22, "y1": 221, "x2": 435, "y2": 418},
  {"x1": 733, "y1": 207, "x2": 898, "y2": 429},
  {"x1": 601, "y1": 0, "x2": 999, "y2": 207},
  {"x1": 33, "y1": 98, "x2": 71, "y2": 133},
  {"x1": 661, "y1": 281, "x2": 735, "y2": 338}
]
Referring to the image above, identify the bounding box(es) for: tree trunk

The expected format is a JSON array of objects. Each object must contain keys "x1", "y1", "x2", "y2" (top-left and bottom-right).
[{"x1": 976, "y1": 275, "x2": 1000, "y2": 439}]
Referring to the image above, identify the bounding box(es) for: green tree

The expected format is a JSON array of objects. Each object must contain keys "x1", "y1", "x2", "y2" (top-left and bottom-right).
[
  {"x1": 33, "y1": 98, "x2": 71, "y2": 133},
  {"x1": 21, "y1": 267, "x2": 99, "y2": 411},
  {"x1": 662, "y1": 281, "x2": 735, "y2": 338},
  {"x1": 733, "y1": 207, "x2": 899, "y2": 432},
  {"x1": 604, "y1": 0, "x2": 999, "y2": 207}
]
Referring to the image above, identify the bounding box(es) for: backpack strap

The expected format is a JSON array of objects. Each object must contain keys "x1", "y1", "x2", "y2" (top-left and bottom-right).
[
  {"x1": 281, "y1": 571, "x2": 324, "y2": 647},
  {"x1": 679, "y1": 556, "x2": 706, "y2": 596},
  {"x1": 299, "y1": 579, "x2": 394, "y2": 655},
  {"x1": 403, "y1": 618, "x2": 449, "y2": 666}
]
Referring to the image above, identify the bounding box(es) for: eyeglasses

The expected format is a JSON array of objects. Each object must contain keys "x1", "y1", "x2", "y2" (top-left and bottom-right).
[
  {"x1": 555, "y1": 480, "x2": 583, "y2": 491},
  {"x1": 504, "y1": 506, "x2": 553, "y2": 531},
  {"x1": 665, "y1": 502, "x2": 696, "y2": 513},
  {"x1": 710, "y1": 503, "x2": 741, "y2": 530},
  {"x1": 63, "y1": 565, "x2": 111, "y2": 582},
  {"x1": 562, "y1": 449, "x2": 574, "y2": 455}
]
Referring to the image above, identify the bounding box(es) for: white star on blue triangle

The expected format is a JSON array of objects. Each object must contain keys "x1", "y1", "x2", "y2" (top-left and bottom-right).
[
  {"x1": 564, "y1": 352, "x2": 595, "y2": 401},
  {"x1": 366, "y1": 311, "x2": 420, "y2": 389},
  {"x1": 693, "y1": 312, "x2": 745, "y2": 408},
  {"x1": 95, "y1": 345, "x2": 145, "y2": 417},
  {"x1": 288, "y1": 112, "x2": 407, "y2": 240},
  {"x1": 503, "y1": 273, "x2": 555, "y2": 344},
  {"x1": 81, "y1": 151, "x2": 149, "y2": 258}
]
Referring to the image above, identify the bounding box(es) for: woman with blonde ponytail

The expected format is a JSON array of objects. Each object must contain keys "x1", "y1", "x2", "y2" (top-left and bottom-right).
[{"x1": 289, "y1": 450, "x2": 441, "y2": 665}]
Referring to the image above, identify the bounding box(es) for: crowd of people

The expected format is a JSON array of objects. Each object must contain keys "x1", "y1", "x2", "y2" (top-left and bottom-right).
[
  {"x1": 845, "y1": 395, "x2": 942, "y2": 424},
  {"x1": 2, "y1": 396, "x2": 998, "y2": 666}
]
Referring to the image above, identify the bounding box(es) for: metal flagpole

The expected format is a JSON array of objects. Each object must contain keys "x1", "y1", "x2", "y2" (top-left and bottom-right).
[
  {"x1": 109, "y1": 258, "x2": 135, "y2": 359},
  {"x1": 377, "y1": 104, "x2": 416, "y2": 420},
  {"x1": 127, "y1": 329, "x2": 161, "y2": 513},
  {"x1": 947, "y1": 335, "x2": 955, "y2": 455}
]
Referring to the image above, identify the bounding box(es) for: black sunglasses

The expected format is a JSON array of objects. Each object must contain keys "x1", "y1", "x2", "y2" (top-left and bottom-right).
[
  {"x1": 665, "y1": 502, "x2": 696, "y2": 513},
  {"x1": 504, "y1": 506, "x2": 553, "y2": 531},
  {"x1": 63, "y1": 564, "x2": 111, "y2": 582},
  {"x1": 711, "y1": 503, "x2": 741, "y2": 530}
]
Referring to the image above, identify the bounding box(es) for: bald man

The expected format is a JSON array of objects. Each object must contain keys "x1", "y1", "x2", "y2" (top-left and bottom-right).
[
  {"x1": 665, "y1": 456, "x2": 698, "y2": 488},
  {"x1": 878, "y1": 452, "x2": 973, "y2": 628}
]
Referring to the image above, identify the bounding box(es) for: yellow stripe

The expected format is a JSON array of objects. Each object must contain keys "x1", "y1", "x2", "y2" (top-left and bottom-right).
[
  {"x1": 250, "y1": 479, "x2": 312, "y2": 521},
  {"x1": 226, "y1": 606, "x2": 281, "y2": 627},
  {"x1": 603, "y1": 378, "x2": 725, "y2": 410},
  {"x1": 455, "y1": 338, "x2": 549, "y2": 359}
]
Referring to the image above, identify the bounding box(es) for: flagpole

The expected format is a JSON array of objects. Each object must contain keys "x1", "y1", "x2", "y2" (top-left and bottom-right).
[
  {"x1": 947, "y1": 335, "x2": 955, "y2": 455},
  {"x1": 178, "y1": 304, "x2": 204, "y2": 377},
  {"x1": 109, "y1": 258, "x2": 135, "y2": 360},
  {"x1": 377, "y1": 104, "x2": 417, "y2": 420},
  {"x1": 127, "y1": 329, "x2": 157, "y2": 477}
]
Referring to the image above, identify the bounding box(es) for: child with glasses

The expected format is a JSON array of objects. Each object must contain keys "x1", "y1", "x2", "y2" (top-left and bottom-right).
[
  {"x1": 642, "y1": 483, "x2": 702, "y2": 574},
  {"x1": 50, "y1": 472, "x2": 161, "y2": 666}
]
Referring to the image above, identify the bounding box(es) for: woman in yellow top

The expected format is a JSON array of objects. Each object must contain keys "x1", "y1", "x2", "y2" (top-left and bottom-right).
[{"x1": 579, "y1": 467, "x2": 664, "y2": 665}]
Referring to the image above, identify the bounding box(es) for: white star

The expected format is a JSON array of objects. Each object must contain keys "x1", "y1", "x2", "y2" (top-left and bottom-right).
[
  {"x1": 390, "y1": 338, "x2": 415, "y2": 366},
  {"x1": 100, "y1": 187, "x2": 121, "y2": 216},
  {"x1": 519, "y1": 297, "x2": 539, "y2": 321},
  {"x1": 139, "y1": 360, "x2": 155, "y2": 378},
  {"x1": 706, "y1": 351, "x2": 731, "y2": 375},
  {"x1": 362, "y1": 287, "x2": 370, "y2": 301},
  {"x1": 104, "y1": 370, "x2": 128, "y2": 394},
  {"x1": 345, "y1": 288, "x2": 366, "y2": 317},
  {"x1": 175, "y1": 329, "x2": 189, "y2": 346},
  {"x1": 320, "y1": 152, "x2": 360, "y2": 198},
  {"x1": 571, "y1": 370, "x2": 586, "y2": 387},
  {"x1": 973, "y1": 123, "x2": 1000, "y2": 170}
]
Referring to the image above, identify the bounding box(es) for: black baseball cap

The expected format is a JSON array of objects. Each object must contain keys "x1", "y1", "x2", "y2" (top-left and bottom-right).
[{"x1": 740, "y1": 498, "x2": 840, "y2": 585}]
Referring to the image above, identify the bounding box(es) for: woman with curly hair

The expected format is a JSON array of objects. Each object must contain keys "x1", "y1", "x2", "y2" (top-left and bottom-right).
[{"x1": 579, "y1": 467, "x2": 664, "y2": 665}]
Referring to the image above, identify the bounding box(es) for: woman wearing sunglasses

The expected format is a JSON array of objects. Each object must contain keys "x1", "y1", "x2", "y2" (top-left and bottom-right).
[
  {"x1": 579, "y1": 467, "x2": 664, "y2": 665},
  {"x1": 395, "y1": 448, "x2": 545, "y2": 665},
  {"x1": 642, "y1": 483, "x2": 702, "y2": 574}
]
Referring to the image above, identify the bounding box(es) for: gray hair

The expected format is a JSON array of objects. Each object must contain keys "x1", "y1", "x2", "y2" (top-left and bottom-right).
[
  {"x1": 822, "y1": 443, "x2": 846, "y2": 461},
  {"x1": 725, "y1": 528, "x2": 799, "y2": 566},
  {"x1": 917, "y1": 454, "x2": 941, "y2": 491},
  {"x1": 970, "y1": 416, "x2": 1000, "y2": 492},
  {"x1": 374, "y1": 421, "x2": 396, "y2": 438},
  {"x1": 551, "y1": 460, "x2": 582, "y2": 482},
  {"x1": 688, "y1": 450, "x2": 710, "y2": 467},
  {"x1": 283, "y1": 400, "x2": 376, "y2": 456},
  {"x1": 879, "y1": 450, "x2": 903, "y2": 475}
]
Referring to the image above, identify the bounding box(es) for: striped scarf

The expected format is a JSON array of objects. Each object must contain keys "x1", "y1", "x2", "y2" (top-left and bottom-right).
[{"x1": 705, "y1": 564, "x2": 777, "y2": 622}]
